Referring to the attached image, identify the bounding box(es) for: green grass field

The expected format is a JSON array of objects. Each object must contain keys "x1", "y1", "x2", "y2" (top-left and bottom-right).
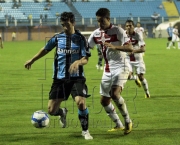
[{"x1": 0, "y1": 38, "x2": 180, "y2": 145}]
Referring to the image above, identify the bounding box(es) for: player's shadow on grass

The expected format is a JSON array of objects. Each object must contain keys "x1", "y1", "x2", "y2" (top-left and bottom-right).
[{"x1": 70, "y1": 131, "x2": 126, "y2": 140}]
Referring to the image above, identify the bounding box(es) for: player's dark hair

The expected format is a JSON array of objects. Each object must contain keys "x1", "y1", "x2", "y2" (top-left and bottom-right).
[
  {"x1": 96, "y1": 8, "x2": 110, "y2": 19},
  {"x1": 125, "y1": 19, "x2": 134, "y2": 26},
  {"x1": 60, "y1": 12, "x2": 75, "y2": 23}
]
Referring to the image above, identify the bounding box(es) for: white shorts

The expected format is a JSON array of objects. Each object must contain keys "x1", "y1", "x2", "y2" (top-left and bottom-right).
[
  {"x1": 129, "y1": 62, "x2": 146, "y2": 74},
  {"x1": 172, "y1": 35, "x2": 179, "y2": 42},
  {"x1": 100, "y1": 68, "x2": 129, "y2": 97}
]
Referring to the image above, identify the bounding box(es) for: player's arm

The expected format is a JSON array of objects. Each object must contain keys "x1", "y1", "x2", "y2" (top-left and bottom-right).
[
  {"x1": 24, "y1": 48, "x2": 49, "y2": 70},
  {"x1": 24, "y1": 36, "x2": 56, "y2": 70},
  {"x1": 106, "y1": 27, "x2": 133, "y2": 52},
  {"x1": 104, "y1": 42, "x2": 133, "y2": 52},
  {"x1": 133, "y1": 35, "x2": 146, "y2": 53},
  {"x1": 133, "y1": 46, "x2": 145, "y2": 53},
  {"x1": 69, "y1": 56, "x2": 89, "y2": 74},
  {"x1": 69, "y1": 36, "x2": 90, "y2": 74}
]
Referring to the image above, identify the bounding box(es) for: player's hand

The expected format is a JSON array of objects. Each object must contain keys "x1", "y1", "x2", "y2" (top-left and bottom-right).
[
  {"x1": 104, "y1": 42, "x2": 116, "y2": 50},
  {"x1": 24, "y1": 59, "x2": 34, "y2": 70},
  {"x1": 124, "y1": 43, "x2": 133, "y2": 52},
  {"x1": 69, "y1": 60, "x2": 80, "y2": 74}
]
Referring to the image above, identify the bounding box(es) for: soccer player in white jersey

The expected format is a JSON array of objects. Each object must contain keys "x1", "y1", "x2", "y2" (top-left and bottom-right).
[
  {"x1": 125, "y1": 20, "x2": 150, "y2": 98},
  {"x1": 88, "y1": 8, "x2": 133, "y2": 135},
  {"x1": 168, "y1": 25, "x2": 180, "y2": 49},
  {"x1": 0, "y1": 33, "x2": 3, "y2": 49},
  {"x1": 134, "y1": 22, "x2": 144, "y2": 40},
  {"x1": 134, "y1": 22, "x2": 145, "y2": 55}
]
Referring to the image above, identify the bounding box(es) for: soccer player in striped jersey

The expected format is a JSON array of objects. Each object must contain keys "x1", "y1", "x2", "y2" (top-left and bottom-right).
[
  {"x1": 24, "y1": 12, "x2": 93, "y2": 140},
  {"x1": 125, "y1": 19, "x2": 150, "y2": 98},
  {"x1": 0, "y1": 33, "x2": 3, "y2": 49},
  {"x1": 166, "y1": 23, "x2": 173, "y2": 49},
  {"x1": 88, "y1": 8, "x2": 133, "y2": 135}
]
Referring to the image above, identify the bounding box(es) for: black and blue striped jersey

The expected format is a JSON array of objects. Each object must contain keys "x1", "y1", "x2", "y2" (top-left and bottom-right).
[{"x1": 44, "y1": 30, "x2": 90, "y2": 79}]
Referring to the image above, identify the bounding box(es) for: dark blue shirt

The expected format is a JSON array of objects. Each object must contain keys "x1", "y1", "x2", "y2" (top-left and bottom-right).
[
  {"x1": 167, "y1": 26, "x2": 173, "y2": 37},
  {"x1": 44, "y1": 30, "x2": 90, "y2": 79}
]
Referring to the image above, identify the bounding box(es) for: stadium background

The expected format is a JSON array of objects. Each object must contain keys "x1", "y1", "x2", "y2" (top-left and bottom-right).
[{"x1": 0, "y1": 0, "x2": 180, "y2": 41}]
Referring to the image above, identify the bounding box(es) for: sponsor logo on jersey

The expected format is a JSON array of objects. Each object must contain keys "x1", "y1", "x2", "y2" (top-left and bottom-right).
[
  {"x1": 94, "y1": 32, "x2": 101, "y2": 37},
  {"x1": 57, "y1": 48, "x2": 79, "y2": 54}
]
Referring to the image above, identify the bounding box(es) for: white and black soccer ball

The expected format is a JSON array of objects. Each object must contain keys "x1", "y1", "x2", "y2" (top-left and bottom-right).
[{"x1": 31, "y1": 110, "x2": 50, "y2": 128}]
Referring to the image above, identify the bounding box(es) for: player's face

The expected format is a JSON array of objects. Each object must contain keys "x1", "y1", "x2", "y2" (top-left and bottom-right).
[
  {"x1": 60, "y1": 19, "x2": 74, "y2": 34},
  {"x1": 137, "y1": 23, "x2": 140, "y2": 27},
  {"x1": 96, "y1": 16, "x2": 110, "y2": 30},
  {"x1": 125, "y1": 22, "x2": 134, "y2": 35}
]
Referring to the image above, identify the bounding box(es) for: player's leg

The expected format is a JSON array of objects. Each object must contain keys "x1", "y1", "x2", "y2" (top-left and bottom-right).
[
  {"x1": 128, "y1": 63, "x2": 141, "y2": 87},
  {"x1": 171, "y1": 36, "x2": 176, "y2": 49},
  {"x1": 168, "y1": 37, "x2": 174, "y2": 49},
  {"x1": 138, "y1": 63, "x2": 150, "y2": 98},
  {"x1": 100, "y1": 72, "x2": 124, "y2": 131},
  {"x1": 96, "y1": 47, "x2": 103, "y2": 70},
  {"x1": 176, "y1": 37, "x2": 180, "y2": 49},
  {"x1": 111, "y1": 69, "x2": 132, "y2": 134},
  {"x1": 72, "y1": 78, "x2": 93, "y2": 140},
  {"x1": 48, "y1": 79, "x2": 71, "y2": 128},
  {"x1": 178, "y1": 41, "x2": 180, "y2": 49},
  {"x1": 133, "y1": 63, "x2": 141, "y2": 87},
  {"x1": 167, "y1": 37, "x2": 171, "y2": 49},
  {"x1": 98, "y1": 55, "x2": 103, "y2": 70}
]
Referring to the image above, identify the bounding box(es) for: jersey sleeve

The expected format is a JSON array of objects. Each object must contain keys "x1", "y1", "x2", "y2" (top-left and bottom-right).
[
  {"x1": 117, "y1": 27, "x2": 130, "y2": 45},
  {"x1": 44, "y1": 36, "x2": 57, "y2": 51},
  {"x1": 88, "y1": 32, "x2": 96, "y2": 48},
  {"x1": 137, "y1": 33, "x2": 145, "y2": 47},
  {"x1": 81, "y1": 36, "x2": 91, "y2": 57}
]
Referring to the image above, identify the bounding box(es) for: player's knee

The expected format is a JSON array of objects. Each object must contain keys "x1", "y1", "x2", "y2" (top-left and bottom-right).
[
  {"x1": 138, "y1": 74, "x2": 144, "y2": 81},
  {"x1": 76, "y1": 98, "x2": 86, "y2": 109},
  {"x1": 100, "y1": 97, "x2": 111, "y2": 106}
]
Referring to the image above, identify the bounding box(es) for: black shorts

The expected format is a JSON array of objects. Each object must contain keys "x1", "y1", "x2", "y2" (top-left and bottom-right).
[
  {"x1": 49, "y1": 77, "x2": 89, "y2": 100},
  {"x1": 168, "y1": 37, "x2": 172, "y2": 41}
]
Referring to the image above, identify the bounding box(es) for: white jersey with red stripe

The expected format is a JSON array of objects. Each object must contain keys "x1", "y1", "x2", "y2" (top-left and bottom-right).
[
  {"x1": 134, "y1": 27, "x2": 144, "y2": 39},
  {"x1": 172, "y1": 28, "x2": 179, "y2": 42},
  {"x1": 127, "y1": 31, "x2": 145, "y2": 63},
  {"x1": 88, "y1": 24, "x2": 130, "y2": 72}
]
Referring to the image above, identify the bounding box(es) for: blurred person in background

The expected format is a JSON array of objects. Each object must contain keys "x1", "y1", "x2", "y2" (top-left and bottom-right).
[{"x1": 166, "y1": 23, "x2": 173, "y2": 49}]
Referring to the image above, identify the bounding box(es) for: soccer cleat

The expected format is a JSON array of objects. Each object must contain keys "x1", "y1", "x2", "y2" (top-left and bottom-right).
[
  {"x1": 108, "y1": 126, "x2": 125, "y2": 132},
  {"x1": 145, "y1": 93, "x2": 150, "y2": 98},
  {"x1": 96, "y1": 64, "x2": 100, "y2": 69},
  {"x1": 124, "y1": 120, "x2": 132, "y2": 135},
  {"x1": 100, "y1": 66, "x2": 103, "y2": 70},
  {"x1": 173, "y1": 46, "x2": 176, "y2": 49},
  {"x1": 166, "y1": 47, "x2": 170, "y2": 49},
  {"x1": 82, "y1": 130, "x2": 93, "y2": 140},
  {"x1": 135, "y1": 77, "x2": 141, "y2": 87},
  {"x1": 59, "y1": 108, "x2": 68, "y2": 128}
]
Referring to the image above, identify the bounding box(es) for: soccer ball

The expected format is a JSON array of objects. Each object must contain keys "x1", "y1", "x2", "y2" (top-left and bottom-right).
[{"x1": 31, "y1": 110, "x2": 50, "y2": 128}]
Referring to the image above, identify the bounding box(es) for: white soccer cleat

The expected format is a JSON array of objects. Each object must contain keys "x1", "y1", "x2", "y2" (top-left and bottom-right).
[
  {"x1": 96, "y1": 64, "x2": 100, "y2": 69},
  {"x1": 59, "y1": 108, "x2": 68, "y2": 128},
  {"x1": 82, "y1": 130, "x2": 93, "y2": 140}
]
